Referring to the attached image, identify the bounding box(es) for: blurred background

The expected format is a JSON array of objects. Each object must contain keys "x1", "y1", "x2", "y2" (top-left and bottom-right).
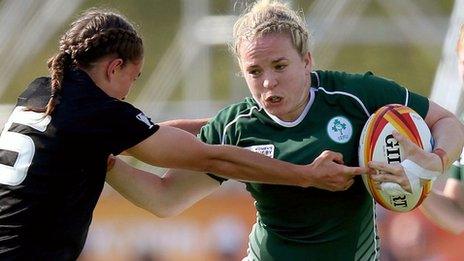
[{"x1": 1, "y1": 0, "x2": 464, "y2": 260}]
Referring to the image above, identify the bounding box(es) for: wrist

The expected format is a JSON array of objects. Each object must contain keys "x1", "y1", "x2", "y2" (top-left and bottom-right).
[
  {"x1": 298, "y1": 164, "x2": 314, "y2": 188},
  {"x1": 432, "y1": 148, "x2": 448, "y2": 173}
]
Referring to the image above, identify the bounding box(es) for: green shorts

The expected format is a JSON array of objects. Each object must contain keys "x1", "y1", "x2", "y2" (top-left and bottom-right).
[{"x1": 243, "y1": 222, "x2": 380, "y2": 261}]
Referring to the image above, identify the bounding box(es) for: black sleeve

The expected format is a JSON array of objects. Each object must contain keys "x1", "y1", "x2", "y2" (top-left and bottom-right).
[{"x1": 97, "y1": 100, "x2": 159, "y2": 155}]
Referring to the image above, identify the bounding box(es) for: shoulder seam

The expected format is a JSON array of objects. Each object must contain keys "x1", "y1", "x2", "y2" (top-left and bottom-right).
[
  {"x1": 221, "y1": 106, "x2": 261, "y2": 145},
  {"x1": 317, "y1": 87, "x2": 371, "y2": 117},
  {"x1": 404, "y1": 87, "x2": 409, "y2": 106}
]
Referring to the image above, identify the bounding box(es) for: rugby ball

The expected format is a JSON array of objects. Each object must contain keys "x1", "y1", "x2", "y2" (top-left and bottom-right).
[{"x1": 358, "y1": 104, "x2": 433, "y2": 212}]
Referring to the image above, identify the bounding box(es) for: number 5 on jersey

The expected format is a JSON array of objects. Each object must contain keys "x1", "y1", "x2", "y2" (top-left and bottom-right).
[{"x1": 0, "y1": 107, "x2": 50, "y2": 186}]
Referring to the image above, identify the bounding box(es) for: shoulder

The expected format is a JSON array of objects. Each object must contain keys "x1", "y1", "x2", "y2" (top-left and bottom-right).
[
  {"x1": 200, "y1": 97, "x2": 258, "y2": 144},
  {"x1": 211, "y1": 97, "x2": 259, "y2": 124},
  {"x1": 313, "y1": 70, "x2": 424, "y2": 117},
  {"x1": 314, "y1": 70, "x2": 398, "y2": 92},
  {"x1": 17, "y1": 77, "x2": 52, "y2": 107}
]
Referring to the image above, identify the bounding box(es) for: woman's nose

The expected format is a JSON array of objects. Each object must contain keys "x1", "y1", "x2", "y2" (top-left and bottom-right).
[{"x1": 263, "y1": 75, "x2": 277, "y2": 89}]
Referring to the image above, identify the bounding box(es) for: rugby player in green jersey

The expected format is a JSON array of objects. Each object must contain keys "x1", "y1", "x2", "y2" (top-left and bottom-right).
[
  {"x1": 107, "y1": 1, "x2": 463, "y2": 260},
  {"x1": 419, "y1": 25, "x2": 464, "y2": 234}
]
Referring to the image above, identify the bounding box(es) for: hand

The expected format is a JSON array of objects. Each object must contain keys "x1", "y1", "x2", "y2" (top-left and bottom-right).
[
  {"x1": 368, "y1": 131, "x2": 440, "y2": 193},
  {"x1": 391, "y1": 131, "x2": 441, "y2": 172},
  {"x1": 368, "y1": 162, "x2": 412, "y2": 193},
  {"x1": 307, "y1": 150, "x2": 371, "y2": 191}
]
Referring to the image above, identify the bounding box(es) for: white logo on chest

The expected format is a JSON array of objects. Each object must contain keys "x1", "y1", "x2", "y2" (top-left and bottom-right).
[
  {"x1": 246, "y1": 144, "x2": 275, "y2": 158},
  {"x1": 327, "y1": 116, "x2": 353, "y2": 143}
]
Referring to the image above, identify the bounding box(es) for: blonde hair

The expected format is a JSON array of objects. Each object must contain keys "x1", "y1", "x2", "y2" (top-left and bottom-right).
[{"x1": 232, "y1": 0, "x2": 309, "y2": 59}]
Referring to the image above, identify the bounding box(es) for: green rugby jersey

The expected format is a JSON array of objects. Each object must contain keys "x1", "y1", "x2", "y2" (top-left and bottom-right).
[{"x1": 199, "y1": 70, "x2": 429, "y2": 261}]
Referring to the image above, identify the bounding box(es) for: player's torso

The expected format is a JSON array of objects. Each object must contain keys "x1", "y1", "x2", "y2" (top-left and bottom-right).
[
  {"x1": 0, "y1": 77, "x2": 108, "y2": 258},
  {"x1": 221, "y1": 92, "x2": 374, "y2": 241}
]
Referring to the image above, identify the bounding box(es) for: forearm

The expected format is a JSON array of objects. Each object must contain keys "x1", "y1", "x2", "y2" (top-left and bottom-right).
[
  {"x1": 106, "y1": 159, "x2": 172, "y2": 217},
  {"x1": 128, "y1": 126, "x2": 311, "y2": 187},
  {"x1": 430, "y1": 117, "x2": 464, "y2": 168},
  {"x1": 106, "y1": 158, "x2": 218, "y2": 217},
  {"x1": 426, "y1": 102, "x2": 464, "y2": 170},
  {"x1": 159, "y1": 118, "x2": 210, "y2": 135},
  {"x1": 421, "y1": 191, "x2": 464, "y2": 234},
  {"x1": 204, "y1": 144, "x2": 309, "y2": 187}
]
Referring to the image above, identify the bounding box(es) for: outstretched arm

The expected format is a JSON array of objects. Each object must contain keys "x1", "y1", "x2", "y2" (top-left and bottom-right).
[
  {"x1": 126, "y1": 125, "x2": 368, "y2": 189},
  {"x1": 159, "y1": 118, "x2": 210, "y2": 135},
  {"x1": 106, "y1": 157, "x2": 220, "y2": 218}
]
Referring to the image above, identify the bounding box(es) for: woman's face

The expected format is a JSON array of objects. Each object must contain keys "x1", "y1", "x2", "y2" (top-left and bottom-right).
[
  {"x1": 238, "y1": 33, "x2": 312, "y2": 121},
  {"x1": 112, "y1": 58, "x2": 144, "y2": 100}
]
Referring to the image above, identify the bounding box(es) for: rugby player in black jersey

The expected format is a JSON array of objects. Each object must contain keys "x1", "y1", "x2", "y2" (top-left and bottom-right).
[{"x1": 0, "y1": 9, "x2": 370, "y2": 260}]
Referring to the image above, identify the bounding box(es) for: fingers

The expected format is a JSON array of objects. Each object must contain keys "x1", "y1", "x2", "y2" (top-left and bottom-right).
[
  {"x1": 343, "y1": 166, "x2": 370, "y2": 176},
  {"x1": 323, "y1": 150, "x2": 344, "y2": 164},
  {"x1": 370, "y1": 171, "x2": 403, "y2": 184},
  {"x1": 368, "y1": 161, "x2": 402, "y2": 176},
  {"x1": 344, "y1": 179, "x2": 355, "y2": 190},
  {"x1": 392, "y1": 130, "x2": 420, "y2": 156},
  {"x1": 391, "y1": 130, "x2": 405, "y2": 143}
]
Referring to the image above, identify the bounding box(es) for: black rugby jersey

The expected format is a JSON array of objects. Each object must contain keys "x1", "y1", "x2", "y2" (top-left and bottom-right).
[{"x1": 0, "y1": 69, "x2": 158, "y2": 260}]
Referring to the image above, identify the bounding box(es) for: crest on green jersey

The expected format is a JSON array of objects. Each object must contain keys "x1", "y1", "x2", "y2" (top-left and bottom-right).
[{"x1": 327, "y1": 116, "x2": 352, "y2": 143}]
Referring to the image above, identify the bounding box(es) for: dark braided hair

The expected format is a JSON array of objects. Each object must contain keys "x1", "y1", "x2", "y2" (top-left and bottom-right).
[{"x1": 42, "y1": 9, "x2": 143, "y2": 115}]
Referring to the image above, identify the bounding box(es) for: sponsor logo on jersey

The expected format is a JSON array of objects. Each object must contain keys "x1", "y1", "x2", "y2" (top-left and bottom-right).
[
  {"x1": 136, "y1": 113, "x2": 155, "y2": 129},
  {"x1": 327, "y1": 116, "x2": 352, "y2": 143},
  {"x1": 245, "y1": 144, "x2": 274, "y2": 158}
]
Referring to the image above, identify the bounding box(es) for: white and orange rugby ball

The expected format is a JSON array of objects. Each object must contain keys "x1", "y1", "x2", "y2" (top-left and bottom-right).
[{"x1": 358, "y1": 104, "x2": 433, "y2": 212}]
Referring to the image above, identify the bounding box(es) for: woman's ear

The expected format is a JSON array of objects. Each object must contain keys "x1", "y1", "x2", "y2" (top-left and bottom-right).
[
  {"x1": 106, "y1": 58, "x2": 124, "y2": 81},
  {"x1": 304, "y1": 52, "x2": 312, "y2": 75}
]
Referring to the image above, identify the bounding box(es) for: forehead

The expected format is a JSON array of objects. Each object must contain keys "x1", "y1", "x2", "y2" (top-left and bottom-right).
[{"x1": 239, "y1": 33, "x2": 297, "y2": 64}]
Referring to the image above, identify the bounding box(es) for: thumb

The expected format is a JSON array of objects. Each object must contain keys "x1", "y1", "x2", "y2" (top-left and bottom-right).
[{"x1": 392, "y1": 130, "x2": 419, "y2": 155}]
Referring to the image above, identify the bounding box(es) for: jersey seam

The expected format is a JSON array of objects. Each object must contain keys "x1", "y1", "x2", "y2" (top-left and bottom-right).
[
  {"x1": 316, "y1": 87, "x2": 371, "y2": 117},
  {"x1": 221, "y1": 106, "x2": 261, "y2": 145}
]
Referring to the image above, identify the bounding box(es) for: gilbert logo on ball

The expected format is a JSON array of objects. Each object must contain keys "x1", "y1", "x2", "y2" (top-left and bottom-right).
[
  {"x1": 327, "y1": 116, "x2": 352, "y2": 143},
  {"x1": 358, "y1": 104, "x2": 433, "y2": 212}
]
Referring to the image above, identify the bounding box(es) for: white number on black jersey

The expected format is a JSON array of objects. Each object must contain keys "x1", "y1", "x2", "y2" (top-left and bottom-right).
[{"x1": 0, "y1": 106, "x2": 50, "y2": 186}]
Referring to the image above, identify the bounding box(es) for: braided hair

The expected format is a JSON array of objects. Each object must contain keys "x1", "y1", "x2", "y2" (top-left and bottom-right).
[
  {"x1": 231, "y1": 0, "x2": 309, "y2": 60},
  {"x1": 43, "y1": 9, "x2": 143, "y2": 115}
]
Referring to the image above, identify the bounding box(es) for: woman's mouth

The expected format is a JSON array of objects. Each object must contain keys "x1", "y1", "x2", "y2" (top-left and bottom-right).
[{"x1": 266, "y1": 95, "x2": 282, "y2": 104}]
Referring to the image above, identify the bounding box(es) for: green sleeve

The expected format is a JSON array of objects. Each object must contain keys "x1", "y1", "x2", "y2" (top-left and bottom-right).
[
  {"x1": 198, "y1": 109, "x2": 230, "y2": 184},
  {"x1": 358, "y1": 72, "x2": 429, "y2": 118},
  {"x1": 318, "y1": 71, "x2": 429, "y2": 118}
]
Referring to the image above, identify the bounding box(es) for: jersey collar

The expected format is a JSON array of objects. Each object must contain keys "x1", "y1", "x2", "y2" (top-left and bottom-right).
[{"x1": 258, "y1": 87, "x2": 316, "y2": 128}]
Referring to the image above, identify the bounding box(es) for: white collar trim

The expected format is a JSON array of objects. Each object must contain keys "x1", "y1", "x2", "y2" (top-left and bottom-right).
[{"x1": 259, "y1": 88, "x2": 316, "y2": 127}]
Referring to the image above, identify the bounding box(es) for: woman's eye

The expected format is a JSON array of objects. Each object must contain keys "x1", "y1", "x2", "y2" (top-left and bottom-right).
[
  {"x1": 275, "y1": 64, "x2": 286, "y2": 70},
  {"x1": 248, "y1": 69, "x2": 261, "y2": 76}
]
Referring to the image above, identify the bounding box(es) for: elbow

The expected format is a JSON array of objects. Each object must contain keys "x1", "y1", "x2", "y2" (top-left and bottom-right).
[
  {"x1": 151, "y1": 205, "x2": 183, "y2": 218},
  {"x1": 134, "y1": 200, "x2": 181, "y2": 218},
  {"x1": 142, "y1": 180, "x2": 186, "y2": 218}
]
